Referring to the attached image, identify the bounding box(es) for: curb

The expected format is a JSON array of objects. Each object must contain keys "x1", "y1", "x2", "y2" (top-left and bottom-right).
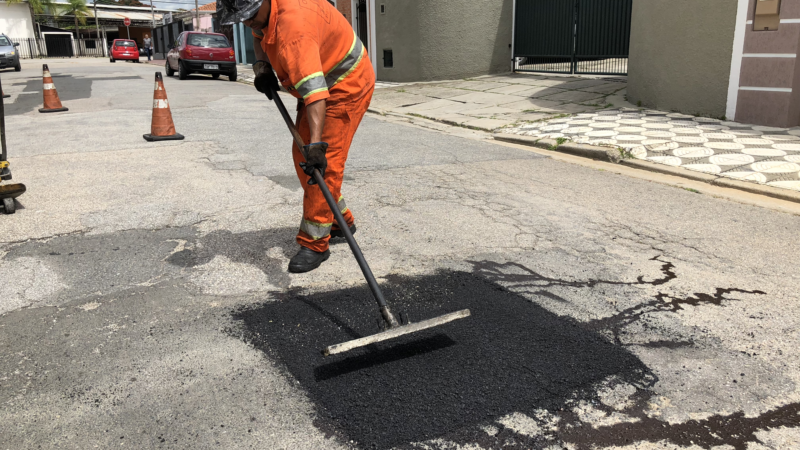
[
  {"x1": 491, "y1": 133, "x2": 611, "y2": 161},
  {"x1": 711, "y1": 177, "x2": 800, "y2": 204},
  {"x1": 492, "y1": 133, "x2": 800, "y2": 205}
]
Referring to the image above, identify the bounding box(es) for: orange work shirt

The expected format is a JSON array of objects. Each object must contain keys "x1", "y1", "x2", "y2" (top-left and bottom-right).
[{"x1": 254, "y1": 0, "x2": 374, "y2": 105}]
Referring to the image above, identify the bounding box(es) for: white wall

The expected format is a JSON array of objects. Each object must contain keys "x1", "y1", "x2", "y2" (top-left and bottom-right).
[{"x1": 0, "y1": 1, "x2": 37, "y2": 39}]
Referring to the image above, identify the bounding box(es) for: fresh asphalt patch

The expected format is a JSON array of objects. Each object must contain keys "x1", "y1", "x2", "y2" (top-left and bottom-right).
[
  {"x1": 4, "y1": 75, "x2": 141, "y2": 115},
  {"x1": 232, "y1": 270, "x2": 654, "y2": 449}
]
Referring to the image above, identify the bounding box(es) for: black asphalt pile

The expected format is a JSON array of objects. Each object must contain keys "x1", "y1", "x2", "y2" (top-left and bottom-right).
[{"x1": 233, "y1": 270, "x2": 652, "y2": 449}]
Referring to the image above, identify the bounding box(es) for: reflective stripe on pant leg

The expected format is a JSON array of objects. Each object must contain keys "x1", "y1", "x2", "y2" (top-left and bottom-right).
[
  {"x1": 299, "y1": 219, "x2": 332, "y2": 240},
  {"x1": 337, "y1": 195, "x2": 348, "y2": 214}
]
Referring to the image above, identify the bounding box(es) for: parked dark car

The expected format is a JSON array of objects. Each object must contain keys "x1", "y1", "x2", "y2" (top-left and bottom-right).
[
  {"x1": 166, "y1": 32, "x2": 236, "y2": 81},
  {"x1": 0, "y1": 34, "x2": 22, "y2": 71}
]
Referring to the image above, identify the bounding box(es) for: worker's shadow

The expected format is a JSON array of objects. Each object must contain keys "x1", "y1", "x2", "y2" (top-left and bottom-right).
[{"x1": 232, "y1": 269, "x2": 655, "y2": 449}]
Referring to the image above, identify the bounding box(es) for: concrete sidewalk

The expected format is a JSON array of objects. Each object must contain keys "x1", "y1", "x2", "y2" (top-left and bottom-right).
[
  {"x1": 369, "y1": 73, "x2": 630, "y2": 131},
  {"x1": 498, "y1": 110, "x2": 800, "y2": 195}
]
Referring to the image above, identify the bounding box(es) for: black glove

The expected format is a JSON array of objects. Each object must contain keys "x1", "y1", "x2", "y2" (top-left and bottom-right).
[
  {"x1": 253, "y1": 60, "x2": 280, "y2": 100},
  {"x1": 299, "y1": 142, "x2": 328, "y2": 185}
]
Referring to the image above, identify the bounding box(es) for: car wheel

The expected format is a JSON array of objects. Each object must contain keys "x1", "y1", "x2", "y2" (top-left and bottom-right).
[
  {"x1": 165, "y1": 60, "x2": 175, "y2": 77},
  {"x1": 14, "y1": 62, "x2": 21, "y2": 72},
  {"x1": 212, "y1": 73, "x2": 220, "y2": 79},
  {"x1": 3, "y1": 198, "x2": 15, "y2": 214},
  {"x1": 228, "y1": 68, "x2": 237, "y2": 82},
  {"x1": 178, "y1": 60, "x2": 189, "y2": 80}
]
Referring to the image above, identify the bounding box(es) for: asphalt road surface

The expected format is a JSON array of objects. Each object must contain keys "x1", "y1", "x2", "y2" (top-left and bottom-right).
[{"x1": 1, "y1": 59, "x2": 800, "y2": 450}]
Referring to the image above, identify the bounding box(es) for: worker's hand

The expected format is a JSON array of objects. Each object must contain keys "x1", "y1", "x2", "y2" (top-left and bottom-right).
[
  {"x1": 253, "y1": 60, "x2": 279, "y2": 100},
  {"x1": 299, "y1": 142, "x2": 328, "y2": 185}
]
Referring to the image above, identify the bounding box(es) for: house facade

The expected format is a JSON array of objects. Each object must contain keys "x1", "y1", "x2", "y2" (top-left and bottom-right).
[
  {"x1": 628, "y1": 0, "x2": 800, "y2": 128},
  {"x1": 0, "y1": 1, "x2": 37, "y2": 39},
  {"x1": 232, "y1": 0, "x2": 513, "y2": 83}
]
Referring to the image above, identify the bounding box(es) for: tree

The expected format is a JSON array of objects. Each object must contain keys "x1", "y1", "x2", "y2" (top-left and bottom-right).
[
  {"x1": 116, "y1": 0, "x2": 146, "y2": 6},
  {"x1": 60, "y1": 0, "x2": 91, "y2": 38},
  {"x1": 6, "y1": 0, "x2": 57, "y2": 37}
]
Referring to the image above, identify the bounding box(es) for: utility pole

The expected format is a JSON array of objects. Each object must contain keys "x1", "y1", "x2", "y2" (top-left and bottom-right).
[
  {"x1": 93, "y1": 0, "x2": 104, "y2": 56},
  {"x1": 195, "y1": 0, "x2": 199, "y2": 31},
  {"x1": 150, "y1": 0, "x2": 155, "y2": 28}
]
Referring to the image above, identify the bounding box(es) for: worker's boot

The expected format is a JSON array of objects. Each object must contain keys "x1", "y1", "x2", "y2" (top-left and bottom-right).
[
  {"x1": 288, "y1": 246, "x2": 330, "y2": 273},
  {"x1": 330, "y1": 223, "x2": 356, "y2": 239}
]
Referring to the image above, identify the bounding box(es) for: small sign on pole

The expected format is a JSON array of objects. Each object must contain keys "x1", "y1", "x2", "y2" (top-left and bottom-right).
[{"x1": 124, "y1": 17, "x2": 131, "y2": 39}]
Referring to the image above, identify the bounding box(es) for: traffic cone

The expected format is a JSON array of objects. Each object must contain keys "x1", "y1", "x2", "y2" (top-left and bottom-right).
[
  {"x1": 1, "y1": 90, "x2": 8, "y2": 99},
  {"x1": 143, "y1": 72, "x2": 184, "y2": 141},
  {"x1": 38, "y1": 64, "x2": 68, "y2": 113}
]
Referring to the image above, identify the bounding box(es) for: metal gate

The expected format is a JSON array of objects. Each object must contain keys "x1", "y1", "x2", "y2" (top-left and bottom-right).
[
  {"x1": 153, "y1": 21, "x2": 193, "y2": 60},
  {"x1": 513, "y1": 0, "x2": 632, "y2": 76},
  {"x1": 355, "y1": 0, "x2": 369, "y2": 52}
]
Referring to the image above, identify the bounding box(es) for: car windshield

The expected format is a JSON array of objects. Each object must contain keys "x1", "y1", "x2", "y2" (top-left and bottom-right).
[
  {"x1": 0, "y1": 37, "x2": 11, "y2": 46},
  {"x1": 187, "y1": 34, "x2": 229, "y2": 48},
  {"x1": 116, "y1": 41, "x2": 136, "y2": 47}
]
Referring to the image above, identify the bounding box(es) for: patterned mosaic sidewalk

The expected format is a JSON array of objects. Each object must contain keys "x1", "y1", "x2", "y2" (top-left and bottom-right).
[{"x1": 501, "y1": 109, "x2": 800, "y2": 192}]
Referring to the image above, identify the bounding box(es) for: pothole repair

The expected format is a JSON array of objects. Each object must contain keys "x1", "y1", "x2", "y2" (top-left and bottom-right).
[{"x1": 232, "y1": 270, "x2": 654, "y2": 449}]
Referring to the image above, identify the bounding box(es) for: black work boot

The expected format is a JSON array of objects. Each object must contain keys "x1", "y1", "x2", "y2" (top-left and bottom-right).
[
  {"x1": 288, "y1": 247, "x2": 330, "y2": 273},
  {"x1": 330, "y1": 223, "x2": 356, "y2": 239}
]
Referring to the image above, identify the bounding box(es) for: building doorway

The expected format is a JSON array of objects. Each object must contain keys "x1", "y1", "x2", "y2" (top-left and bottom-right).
[{"x1": 356, "y1": 0, "x2": 368, "y2": 52}]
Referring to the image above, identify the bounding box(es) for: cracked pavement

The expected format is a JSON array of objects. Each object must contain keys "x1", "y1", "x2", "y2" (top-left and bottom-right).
[{"x1": 1, "y1": 59, "x2": 800, "y2": 449}]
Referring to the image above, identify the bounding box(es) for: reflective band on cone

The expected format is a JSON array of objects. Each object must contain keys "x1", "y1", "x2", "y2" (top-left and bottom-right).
[
  {"x1": 143, "y1": 72, "x2": 184, "y2": 142},
  {"x1": 39, "y1": 64, "x2": 68, "y2": 113}
]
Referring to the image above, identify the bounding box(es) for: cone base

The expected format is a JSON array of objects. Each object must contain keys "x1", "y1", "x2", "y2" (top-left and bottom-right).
[
  {"x1": 39, "y1": 107, "x2": 68, "y2": 113},
  {"x1": 0, "y1": 183, "x2": 27, "y2": 199},
  {"x1": 143, "y1": 133, "x2": 185, "y2": 142},
  {"x1": 2, "y1": 94, "x2": 9, "y2": 98}
]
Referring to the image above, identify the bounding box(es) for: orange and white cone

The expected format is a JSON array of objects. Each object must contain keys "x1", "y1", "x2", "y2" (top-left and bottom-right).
[
  {"x1": 143, "y1": 72, "x2": 184, "y2": 141},
  {"x1": 38, "y1": 64, "x2": 68, "y2": 113}
]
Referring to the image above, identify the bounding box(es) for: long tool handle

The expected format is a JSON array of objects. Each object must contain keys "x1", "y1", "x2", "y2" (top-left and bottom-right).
[
  {"x1": 0, "y1": 76, "x2": 7, "y2": 162},
  {"x1": 267, "y1": 87, "x2": 400, "y2": 328}
]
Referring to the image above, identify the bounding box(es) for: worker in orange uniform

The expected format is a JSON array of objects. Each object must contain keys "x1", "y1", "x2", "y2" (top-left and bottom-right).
[{"x1": 218, "y1": 0, "x2": 375, "y2": 273}]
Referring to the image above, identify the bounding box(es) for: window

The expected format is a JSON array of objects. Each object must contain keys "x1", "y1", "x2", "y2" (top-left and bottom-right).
[
  {"x1": 380, "y1": 3, "x2": 385, "y2": 14},
  {"x1": 383, "y1": 49, "x2": 393, "y2": 68},
  {"x1": 0, "y1": 37, "x2": 10, "y2": 46},
  {"x1": 187, "y1": 34, "x2": 230, "y2": 48},
  {"x1": 116, "y1": 40, "x2": 136, "y2": 47}
]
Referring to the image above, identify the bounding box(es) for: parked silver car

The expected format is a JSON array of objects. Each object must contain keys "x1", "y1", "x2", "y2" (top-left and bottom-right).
[{"x1": 0, "y1": 34, "x2": 21, "y2": 72}]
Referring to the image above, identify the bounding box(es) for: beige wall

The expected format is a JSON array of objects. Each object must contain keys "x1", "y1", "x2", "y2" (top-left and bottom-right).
[
  {"x1": 376, "y1": 0, "x2": 513, "y2": 82},
  {"x1": 627, "y1": 0, "x2": 738, "y2": 118}
]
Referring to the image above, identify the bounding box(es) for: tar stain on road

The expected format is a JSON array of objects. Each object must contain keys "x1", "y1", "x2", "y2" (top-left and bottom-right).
[
  {"x1": 5, "y1": 75, "x2": 141, "y2": 115},
  {"x1": 558, "y1": 390, "x2": 800, "y2": 450},
  {"x1": 232, "y1": 271, "x2": 654, "y2": 449},
  {"x1": 166, "y1": 227, "x2": 297, "y2": 288}
]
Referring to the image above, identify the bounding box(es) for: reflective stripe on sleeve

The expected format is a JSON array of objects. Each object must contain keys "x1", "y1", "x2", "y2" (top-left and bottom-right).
[
  {"x1": 300, "y1": 219, "x2": 332, "y2": 240},
  {"x1": 295, "y1": 71, "x2": 328, "y2": 100},
  {"x1": 325, "y1": 31, "x2": 365, "y2": 88}
]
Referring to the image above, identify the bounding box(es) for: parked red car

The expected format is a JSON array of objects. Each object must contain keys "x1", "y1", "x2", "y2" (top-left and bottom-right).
[
  {"x1": 110, "y1": 39, "x2": 140, "y2": 63},
  {"x1": 166, "y1": 32, "x2": 237, "y2": 81}
]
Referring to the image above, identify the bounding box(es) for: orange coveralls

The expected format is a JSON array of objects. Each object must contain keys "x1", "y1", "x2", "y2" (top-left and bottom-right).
[{"x1": 255, "y1": 0, "x2": 375, "y2": 252}]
